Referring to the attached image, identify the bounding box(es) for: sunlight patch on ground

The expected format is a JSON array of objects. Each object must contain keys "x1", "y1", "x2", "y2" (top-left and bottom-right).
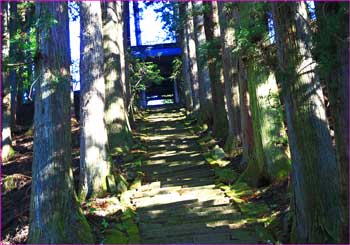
[{"x1": 147, "y1": 99, "x2": 174, "y2": 106}]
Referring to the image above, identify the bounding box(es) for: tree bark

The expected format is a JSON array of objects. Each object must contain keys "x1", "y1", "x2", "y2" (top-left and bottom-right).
[
  {"x1": 203, "y1": 1, "x2": 228, "y2": 140},
  {"x1": 28, "y1": 2, "x2": 93, "y2": 243},
  {"x1": 193, "y1": 1, "x2": 213, "y2": 125},
  {"x1": 179, "y1": 3, "x2": 193, "y2": 112},
  {"x1": 241, "y1": 62, "x2": 291, "y2": 186},
  {"x1": 272, "y1": 2, "x2": 344, "y2": 243},
  {"x1": 237, "y1": 59, "x2": 255, "y2": 170},
  {"x1": 9, "y1": 2, "x2": 18, "y2": 131},
  {"x1": 185, "y1": 2, "x2": 200, "y2": 114},
  {"x1": 1, "y1": 1, "x2": 13, "y2": 162},
  {"x1": 133, "y1": 1, "x2": 142, "y2": 46},
  {"x1": 123, "y1": 1, "x2": 135, "y2": 129},
  {"x1": 315, "y1": 3, "x2": 349, "y2": 240},
  {"x1": 102, "y1": 1, "x2": 132, "y2": 153},
  {"x1": 80, "y1": 1, "x2": 110, "y2": 200},
  {"x1": 218, "y1": 2, "x2": 242, "y2": 155}
]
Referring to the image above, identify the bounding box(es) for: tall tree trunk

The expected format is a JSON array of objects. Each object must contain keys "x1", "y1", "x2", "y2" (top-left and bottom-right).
[
  {"x1": 123, "y1": 1, "x2": 135, "y2": 129},
  {"x1": 28, "y1": 2, "x2": 93, "y2": 243},
  {"x1": 193, "y1": 1, "x2": 213, "y2": 125},
  {"x1": 102, "y1": 1, "x2": 132, "y2": 153},
  {"x1": 203, "y1": 1, "x2": 228, "y2": 140},
  {"x1": 9, "y1": 2, "x2": 18, "y2": 131},
  {"x1": 241, "y1": 62, "x2": 291, "y2": 186},
  {"x1": 272, "y1": 2, "x2": 343, "y2": 243},
  {"x1": 315, "y1": 3, "x2": 349, "y2": 240},
  {"x1": 179, "y1": 3, "x2": 193, "y2": 113},
  {"x1": 133, "y1": 1, "x2": 142, "y2": 46},
  {"x1": 237, "y1": 59, "x2": 255, "y2": 170},
  {"x1": 185, "y1": 2, "x2": 200, "y2": 114},
  {"x1": 16, "y1": 66, "x2": 23, "y2": 124},
  {"x1": 79, "y1": 1, "x2": 110, "y2": 200},
  {"x1": 218, "y1": 2, "x2": 242, "y2": 155},
  {"x1": 233, "y1": 3, "x2": 290, "y2": 186},
  {"x1": 1, "y1": 1, "x2": 13, "y2": 162}
]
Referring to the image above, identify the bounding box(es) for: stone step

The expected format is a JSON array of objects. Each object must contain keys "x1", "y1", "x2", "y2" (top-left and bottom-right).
[
  {"x1": 142, "y1": 233, "x2": 232, "y2": 244},
  {"x1": 139, "y1": 220, "x2": 245, "y2": 239},
  {"x1": 137, "y1": 197, "x2": 231, "y2": 212},
  {"x1": 137, "y1": 211, "x2": 242, "y2": 228},
  {"x1": 155, "y1": 168, "x2": 215, "y2": 181},
  {"x1": 136, "y1": 181, "x2": 161, "y2": 192},
  {"x1": 142, "y1": 160, "x2": 207, "y2": 173},
  {"x1": 142, "y1": 230, "x2": 259, "y2": 244},
  {"x1": 132, "y1": 184, "x2": 216, "y2": 199},
  {"x1": 137, "y1": 204, "x2": 239, "y2": 221},
  {"x1": 161, "y1": 177, "x2": 215, "y2": 188},
  {"x1": 133, "y1": 189, "x2": 225, "y2": 208}
]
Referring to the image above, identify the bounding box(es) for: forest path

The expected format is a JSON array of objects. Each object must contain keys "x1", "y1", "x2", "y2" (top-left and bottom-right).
[{"x1": 129, "y1": 106, "x2": 258, "y2": 244}]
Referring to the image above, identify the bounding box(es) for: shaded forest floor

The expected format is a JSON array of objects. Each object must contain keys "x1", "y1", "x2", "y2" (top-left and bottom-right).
[{"x1": 1, "y1": 105, "x2": 291, "y2": 244}]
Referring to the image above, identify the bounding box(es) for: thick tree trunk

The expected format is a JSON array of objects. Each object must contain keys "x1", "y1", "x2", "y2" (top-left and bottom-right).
[
  {"x1": 185, "y1": 2, "x2": 200, "y2": 114},
  {"x1": 193, "y1": 1, "x2": 213, "y2": 125},
  {"x1": 1, "y1": 1, "x2": 13, "y2": 162},
  {"x1": 237, "y1": 59, "x2": 255, "y2": 169},
  {"x1": 80, "y1": 1, "x2": 110, "y2": 200},
  {"x1": 203, "y1": 1, "x2": 228, "y2": 140},
  {"x1": 102, "y1": 1, "x2": 132, "y2": 153},
  {"x1": 28, "y1": 2, "x2": 93, "y2": 243},
  {"x1": 241, "y1": 62, "x2": 291, "y2": 186},
  {"x1": 315, "y1": 3, "x2": 349, "y2": 240},
  {"x1": 218, "y1": 2, "x2": 242, "y2": 155},
  {"x1": 179, "y1": 3, "x2": 193, "y2": 113},
  {"x1": 272, "y1": 2, "x2": 344, "y2": 243}
]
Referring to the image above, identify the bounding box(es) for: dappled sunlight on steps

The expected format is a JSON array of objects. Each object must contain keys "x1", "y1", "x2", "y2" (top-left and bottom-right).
[{"x1": 128, "y1": 106, "x2": 259, "y2": 244}]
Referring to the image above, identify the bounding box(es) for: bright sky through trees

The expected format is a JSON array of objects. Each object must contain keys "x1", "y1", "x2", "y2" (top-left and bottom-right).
[
  {"x1": 68, "y1": 2, "x2": 175, "y2": 91},
  {"x1": 129, "y1": 2, "x2": 176, "y2": 46}
]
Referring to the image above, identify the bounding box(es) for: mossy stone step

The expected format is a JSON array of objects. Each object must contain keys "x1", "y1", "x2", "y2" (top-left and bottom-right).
[
  {"x1": 142, "y1": 160, "x2": 207, "y2": 173},
  {"x1": 142, "y1": 233, "x2": 234, "y2": 244},
  {"x1": 139, "y1": 220, "x2": 245, "y2": 239},
  {"x1": 141, "y1": 229, "x2": 259, "y2": 244},
  {"x1": 138, "y1": 212, "x2": 242, "y2": 227}
]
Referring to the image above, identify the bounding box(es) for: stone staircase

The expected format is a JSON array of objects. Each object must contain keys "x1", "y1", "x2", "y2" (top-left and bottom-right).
[{"x1": 128, "y1": 107, "x2": 259, "y2": 244}]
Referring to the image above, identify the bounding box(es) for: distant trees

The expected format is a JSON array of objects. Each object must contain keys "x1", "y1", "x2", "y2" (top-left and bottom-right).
[
  {"x1": 1, "y1": 1, "x2": 36, "y2": 162},
  {"x1": 218, "y1": 2, "x2": 241, "y2": 155},
  {"x1": 193, "y1": 1, "x2": 213, "y2": 125},
  {"x1": 203, "y1": 1, "x2": 228, "y2": 139},
  {"x1": 28, "y1": 2, "x2": 93, "y2": 243}
]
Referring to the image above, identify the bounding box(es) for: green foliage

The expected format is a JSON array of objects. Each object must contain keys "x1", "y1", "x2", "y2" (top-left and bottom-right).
[
  {"x1": 170, "y1": 57, "x2": 182, "y2": 81},
  {"x1": 101, "y1": 218, "x2": 109, "y2": 230},
  {"x1": 313, "y1": 3, "x2": 349, "y2": 82},
  {"x1": 214, "y1": 167, "x2": 238, "y2": 184},
  {"x1": 129, "y1": 58, "x2": 164, "y2": 91},
  {"x1": 234, "y1": 3, "x2": 271, "y2": 62}
]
